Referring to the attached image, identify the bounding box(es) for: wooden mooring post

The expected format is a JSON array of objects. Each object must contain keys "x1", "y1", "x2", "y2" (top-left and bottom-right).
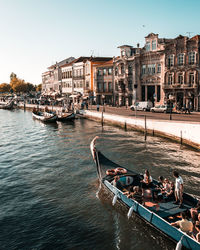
[{"x1": 144, "y1": 115, "x2": 147, "y2": 141}]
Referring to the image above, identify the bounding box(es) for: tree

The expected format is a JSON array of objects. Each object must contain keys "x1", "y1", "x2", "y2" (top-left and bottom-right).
[
  {"x1": 36, "y1": 84, "x2": 42, "y2": 92},
  {"x1": 0, "y1": 83, "x2": 11, "y2": 93},
  {"x1": 10, "y1": 72, "x2": 17, "y2": 81},
  {"x1": 26, "y1": 82, "x2": 36, "y2": 92}
]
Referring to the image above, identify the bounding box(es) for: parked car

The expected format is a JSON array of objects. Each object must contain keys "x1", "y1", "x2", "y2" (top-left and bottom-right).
[
  {"x1": 150, "y1": 105, "x2": 172, "y2": 113},
  {"x1": 130, "y1": 101, "x2": 153, "y2": 111}
]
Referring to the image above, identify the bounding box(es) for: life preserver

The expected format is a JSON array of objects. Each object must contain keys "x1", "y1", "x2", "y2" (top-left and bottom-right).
[
  {"x1": 106, "y1": 169, "x2": 116, "y2": 176},
  {"x1": 115, "y1": 167, "x2": 127, "y2": 174}
]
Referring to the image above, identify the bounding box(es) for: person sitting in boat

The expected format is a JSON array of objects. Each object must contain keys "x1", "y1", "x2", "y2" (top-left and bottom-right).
[
  {"x1": 126, "y1": 186, "x2": 143, "y2": 203},
  {"x1": 151, "y1": 176, "x2": 165, "y2": 201},
  {"x1": 192, "y1": 221, "x2": 200, "y2": 243},
  {"x1": 140, "y1": 169, "x2": 154, "y2": 197},
  {"x1": 190, "y1": 200, "x2": 200, "y2": 223},
  {"x1": 171, "y1": 212, "x2": 193, "y2": 234},
  {"x1": 163, "y1": 181, "x2": 175, "y2": 201}
]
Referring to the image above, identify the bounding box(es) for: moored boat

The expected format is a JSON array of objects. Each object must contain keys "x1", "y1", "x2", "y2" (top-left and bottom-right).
[
  {"x1": 32, "y1": 110, "x2": 57, "y2": 122},
  {"x1": 57, "y1": 112, "x2": 75, "y2": 122},
  {"x1": 90, "y1": 137, "x2": 200, "y2": 250},
  {"x1": 0, "y1": 100, "x2": 14, "y2": 110}
]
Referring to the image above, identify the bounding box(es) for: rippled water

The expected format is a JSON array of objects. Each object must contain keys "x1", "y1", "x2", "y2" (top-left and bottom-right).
[{"x1": 0, "y1": 109, "x2": 199, "y2": 250}]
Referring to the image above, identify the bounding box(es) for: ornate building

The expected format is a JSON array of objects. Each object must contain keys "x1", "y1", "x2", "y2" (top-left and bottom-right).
[{"x1": 164, "y1": 35, "x2": 200, "y2": 110}]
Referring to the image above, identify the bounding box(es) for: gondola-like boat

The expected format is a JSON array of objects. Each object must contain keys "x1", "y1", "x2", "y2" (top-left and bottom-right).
[
  {"x1": 32, "y1": 110, "x2": 57, "y2": 122},
  {"x1": 0, "y1": 100, "x2": 14, "y2": 110},
  {"x1": 57, "y1": 112, "x2": 75, "y2": 122},
  {"x1": 90, "y1": 137, "x2": 200, "y2": 250}
]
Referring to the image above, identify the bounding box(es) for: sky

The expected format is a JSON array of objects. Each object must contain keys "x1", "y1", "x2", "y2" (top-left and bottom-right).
[{"x1": 0, "y1": 0, "x2": 200, "y2": 85}]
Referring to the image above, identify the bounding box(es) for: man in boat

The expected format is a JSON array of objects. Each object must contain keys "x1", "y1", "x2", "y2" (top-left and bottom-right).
[
  {"x1": 111, "y1": 175, "x2": 132, "y2": 192},
  {"x1": 173, "y1": 171, "x2": 184, "y2": 208},
  {"x1": 171, "y1": 212, "x2": 193, "y2": 234}
]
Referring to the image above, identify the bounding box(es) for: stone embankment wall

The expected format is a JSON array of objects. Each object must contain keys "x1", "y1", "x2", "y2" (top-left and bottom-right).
[{"x1": 82, "y1": 110, "x2": 200, "y2": 150}]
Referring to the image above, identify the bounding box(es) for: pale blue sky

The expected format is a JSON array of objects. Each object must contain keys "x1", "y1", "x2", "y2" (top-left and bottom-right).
[{"x1": 0, "y1": 0, "x2": 199, "y2": 85}]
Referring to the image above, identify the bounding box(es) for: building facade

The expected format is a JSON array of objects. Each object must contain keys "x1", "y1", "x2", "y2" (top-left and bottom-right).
[
  {"x1": 94, "y1": 59, "x2": 114, "y2": 105},
  {"x1": 163, "y1": 35, "x2": 200, "y2": 111}
]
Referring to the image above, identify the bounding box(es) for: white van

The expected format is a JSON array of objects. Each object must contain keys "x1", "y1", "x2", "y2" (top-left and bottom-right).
[{"x1": 130, "y1": 101, "x2": 153, "y2": 111}]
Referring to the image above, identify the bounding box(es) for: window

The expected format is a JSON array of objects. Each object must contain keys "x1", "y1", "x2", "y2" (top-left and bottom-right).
[
  {"x1": 121, "y1": 64, "x2": 125, "y2": 74},
  {"x1": 147, "y1": 64, "x2": 152, "y2": 74},
  {"x1": 188, "y1": 51, "x2": 195, "y2": 65},
  {"x1": 178, "y1": 73, "x2": 183, "y2": 84},
  {"x1": 168, "y1": 74, "x2": 173, "y2": 85},
  {"x1": 141, "y1": 65, "x2": 146, "y2": 75},
  {"x1": 168, "y1": 55, "x2": 174, "y2": 67},
  {"x1": 189, "y1": 72, "x2": 195, "y2": 84},
  {"x1": 97, "y1": 82, "x2": 101, "y2": 92},
  {"x1": 97, "y1": 70, "x2": 102, "y2": 76},
  {"x1": 108, "y1": 68, "x2": 112, "y2": 75},
  {"x1": 108, "y1": 82, "x2": 112, "y2": 92},
  {"x1": 152, "y1": 64, "x2": 156, "y2": 74},
  {"x1": 128, "y1": 80, "x2": 132, "y2": 90},
  {"x1": 178, "y1": 54, "x2": 184, "y2": 66},
  {"x1": 145, "y1": 41, "x2": 150, "y2": 51},
  {"x1": 103, "y1": 69, "x2": 107, "y2": 75},
  {"x1": 128, "y1": 65, "x2": 132, "y2": 74},
  {"x1": 157, "y1": 64, "x2": 161, "y2": 73},
  {"x1": 86, "y1": 81, "x2": 89, "y2": 88},
  {"x1": 103, "y1": 82, "x2": 107, "y2": 92},
  {"x1": 115, "y1": 67, "x2": 118, "y2": 76},
  {"x1": 152, "y1": 40, "x2": 157, "y2": 51},
  {"x1": 115, "y1": 82, "x2": 118, "y2": 91}
]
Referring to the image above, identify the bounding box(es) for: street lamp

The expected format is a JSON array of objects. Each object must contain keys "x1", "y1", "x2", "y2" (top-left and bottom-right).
[{"x1": 102, "y1": 94, "x2": 105, "y2": 112}]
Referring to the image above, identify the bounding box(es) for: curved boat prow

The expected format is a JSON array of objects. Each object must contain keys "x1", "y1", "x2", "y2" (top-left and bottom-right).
[{"x1": 90, "y1": 136, "x2": 99, "y2": 161}]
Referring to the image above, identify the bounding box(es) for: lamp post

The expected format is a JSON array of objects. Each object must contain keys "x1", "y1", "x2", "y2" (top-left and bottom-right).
[{"x1": 102, "y1": 94, "x2": 105, "y2": 112}]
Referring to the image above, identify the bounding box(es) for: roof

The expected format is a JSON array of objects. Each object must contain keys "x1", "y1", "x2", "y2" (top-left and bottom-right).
[
  {"x1": 89, "y1": 57, "x2": 112, "y2": 62},
  {"x1": 117, "y1": 45, "x2": 133, "y2": 48},
  {"x1": 95, "y1": 59, "x2": 113, "y2": 68},
  {"x1": 48, "y1": 56, "x2": 75, "y2": 69}
]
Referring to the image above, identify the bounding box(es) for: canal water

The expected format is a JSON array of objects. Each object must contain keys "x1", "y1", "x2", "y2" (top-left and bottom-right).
[{"x1": 0, "y1": 109, "x2": 200, "y2": 250}]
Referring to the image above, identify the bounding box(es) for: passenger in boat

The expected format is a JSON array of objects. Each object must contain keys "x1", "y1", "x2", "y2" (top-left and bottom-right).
[
  {"x1": 126, "y1": 186, "x2": 143, "y2": 203},
  {"x1": 190, "y1": 200, "x2": 200, "y2": 223},
  {"x1": 140, "y1": 170, "x2": 154, "y2": 197},
  {"x1": 173, "y1": 171, "x2": 184, "y2": 208},
  {"x1": 163, "y1": 181, "x2": 175, "y2": 201},
  {"x1": 171, "y1": 212, "x2": 193, "y2": 234},
  {"x1": 151, "y1": 176, "x2": 164, "y2": 201},
  {"x1": 192, "y1": 221, "x2": 200, "y2": 243},
  {"x1": 111, "y1": 176, "x2": 123, "y2": 190}
]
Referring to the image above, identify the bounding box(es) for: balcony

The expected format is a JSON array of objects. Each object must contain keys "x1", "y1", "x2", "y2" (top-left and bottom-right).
[{"x1": 73, "y1": 75, "x2": 85, "y2": 80}]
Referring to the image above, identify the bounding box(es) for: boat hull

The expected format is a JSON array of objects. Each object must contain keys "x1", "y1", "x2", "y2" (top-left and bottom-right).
[
  {"x1": 57, "y1": 113, "x2": 75, "y2": 122},
  {"x1": 32, "y1": 112, "x2": 57, "y2": 122}
]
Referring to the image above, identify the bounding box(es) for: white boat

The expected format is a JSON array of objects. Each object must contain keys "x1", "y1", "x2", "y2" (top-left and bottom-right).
[{"x1": 32, "y1": 111, "x2": 57, "y2": 122}]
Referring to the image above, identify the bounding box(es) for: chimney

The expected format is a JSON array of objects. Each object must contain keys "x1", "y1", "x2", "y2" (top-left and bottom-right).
[{"x1": 137, "y1": 43, "x2": 140, "y2": 48}]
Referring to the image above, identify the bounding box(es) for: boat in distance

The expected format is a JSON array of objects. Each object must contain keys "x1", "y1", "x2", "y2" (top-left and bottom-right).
[
  {"x1": 90, "y1": 137, "x2": 200, "y2": 250},
  {"x1": 0, "y1": 100, "x2": 14, "y2": 110},
  {"x1": 32, "y1": 110, "x2": 57, "y2": 122},
  {"x1": 57, "y1": 112, "x2": 75, "y2": 122}
]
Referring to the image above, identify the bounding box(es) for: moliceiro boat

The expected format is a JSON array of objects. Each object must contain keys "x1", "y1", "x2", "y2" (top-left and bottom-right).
[
  {"x1": 0, "y1": 100, "x2": 14, "y2": 110},
  {"x1": 57, "y1": 112, "x2": 75, "y2": 122},
  {"x1": 32, "y1": 110, "x2": 57, "y2": 122},
  {"x1": 90, "y1": 137, "x2": 200, "y2": 250}
]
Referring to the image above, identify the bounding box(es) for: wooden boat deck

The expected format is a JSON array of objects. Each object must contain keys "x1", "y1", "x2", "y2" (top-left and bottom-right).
[{"x1": 145, "y1": 200, "x2": 192, "y2": 218}]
